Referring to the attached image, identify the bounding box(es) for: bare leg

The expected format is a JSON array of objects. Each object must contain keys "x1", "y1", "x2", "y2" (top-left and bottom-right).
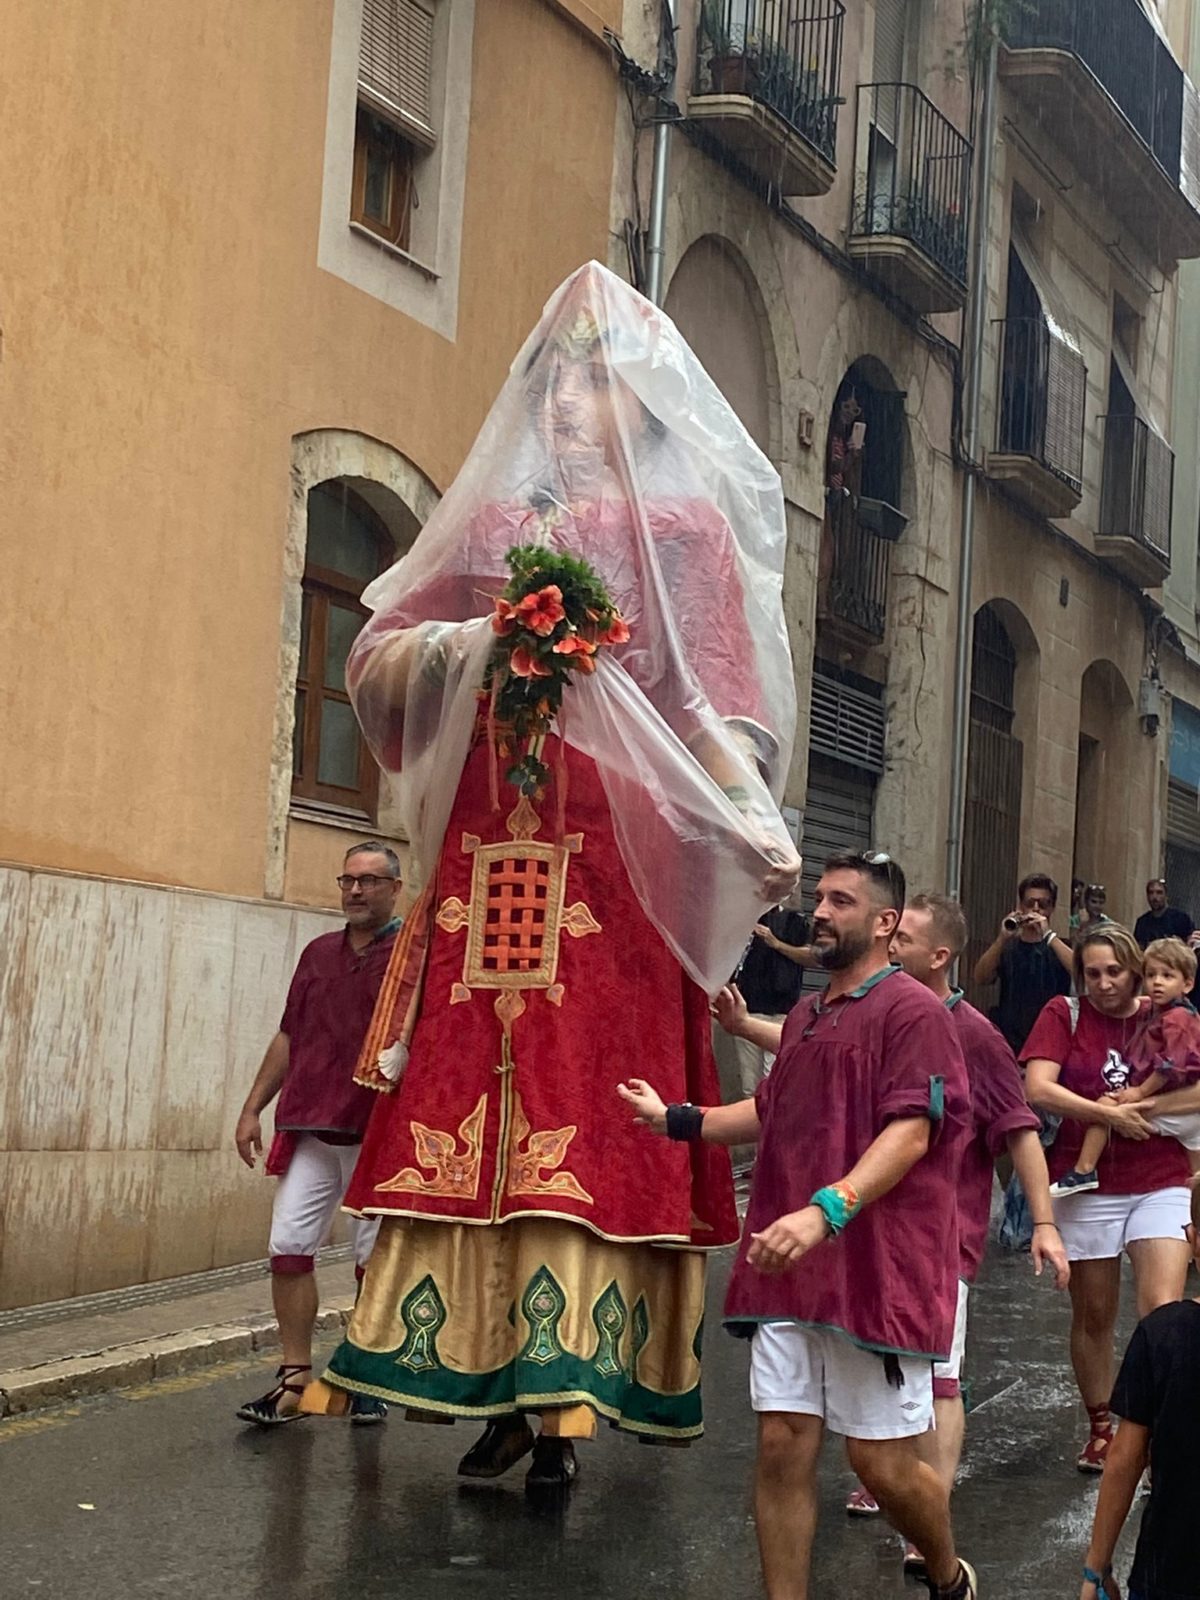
[
  {"x1": 848, "y1": 1435, "x2": 960, "y2": 1589},
  {"x1": 754, "y1": 1411, "x2": 824, "y2": 1600},
  {"x1": 1126, "y1": 1235, "x2": 1189, "y2": 1319},
  {"x1": 1066, "y1": 1257, "x2": 1121, "y2": 1407},
  {"x1": 271, "y1": 1271, "x2": 318, "y2": 1410},
  {"x1": 915, "y1": 1395, "x2": 966, "y2": 1499}
]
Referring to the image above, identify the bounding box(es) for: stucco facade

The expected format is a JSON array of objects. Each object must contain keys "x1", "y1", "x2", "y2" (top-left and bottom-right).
[{"x1": 0, "y1": 0, "x2": 623, "y2": 1308}]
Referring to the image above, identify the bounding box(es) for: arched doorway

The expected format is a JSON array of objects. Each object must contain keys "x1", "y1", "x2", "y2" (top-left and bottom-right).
[
  {"x1": 664, "y1": 236, "x2": 776, "y2": 457},
  {"x1": 1075, "y1": 660, "x2": 1138, "y2": 920},
  {"x1": 961, "y1": 603, "x2": 1024, "y2": 1008},
  {"x1": 819, "y1": 356, "x2": 908, "y2": 647}
]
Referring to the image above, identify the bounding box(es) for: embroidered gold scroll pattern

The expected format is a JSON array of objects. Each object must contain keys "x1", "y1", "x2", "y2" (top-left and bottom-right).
[
  {"x1": 374, "y1": 1094, "x2": 488, "y2": 1199},
  {"x1": 506, "y1": 1089, "x2": 594, "y2": 1205}
]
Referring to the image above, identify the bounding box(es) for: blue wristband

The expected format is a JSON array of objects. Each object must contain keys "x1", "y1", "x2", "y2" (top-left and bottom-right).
[
  {"x1": 1083, "y1": 1567, "x2": 1113, "y2": 1598},
  {"x1": 810, "y1": 1184, "x2": 861, "y2": 1235}
]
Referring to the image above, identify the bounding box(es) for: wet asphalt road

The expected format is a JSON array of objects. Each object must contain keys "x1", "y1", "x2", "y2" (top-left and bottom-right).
[{"x1": 0, "y1": 1246, "x2": 1155, "y2": 1600}]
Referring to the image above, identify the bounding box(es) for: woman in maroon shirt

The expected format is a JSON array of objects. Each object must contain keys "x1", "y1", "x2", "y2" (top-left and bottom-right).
[{"x1": 1023, "y1": 926, "x2": 1192, "y2": 1474}]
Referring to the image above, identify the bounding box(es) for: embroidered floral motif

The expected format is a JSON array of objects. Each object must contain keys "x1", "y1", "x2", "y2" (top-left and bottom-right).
[
  {"x1": 521, "y1": 1267, "x2": 567, "y2": 1365},
  {"x1": 395, "y1": 1275, "x2": 447, "y2": 1373},
  {"x1": 375, "y1": 1094, "x2": 488, "y2": 1198},
  {"x1": 591, "y1": 1281, "x2": 629, "y2": 1379},
  {"x1": 506, "y1": 1089, "x2": 594, "y2": 1205}
]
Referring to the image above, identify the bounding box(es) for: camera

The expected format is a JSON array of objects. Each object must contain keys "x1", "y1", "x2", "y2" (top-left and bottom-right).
[{"x1": 1003, "y1": 914, "x2": 1023, "y2": 933}]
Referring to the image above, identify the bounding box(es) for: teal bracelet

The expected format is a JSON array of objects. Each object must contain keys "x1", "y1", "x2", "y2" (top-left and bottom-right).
[
  {"x1": 1083, "y1": 1567, "x2": 1113, "y2": 1598},
  {"x1": 810, "y1": 1185, "x2": 861, "y2": 1235}
]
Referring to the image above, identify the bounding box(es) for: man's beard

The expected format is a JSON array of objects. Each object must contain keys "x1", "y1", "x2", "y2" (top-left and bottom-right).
[{"x1": 813, "y1": 922, "x2": 875, "y2": 971}]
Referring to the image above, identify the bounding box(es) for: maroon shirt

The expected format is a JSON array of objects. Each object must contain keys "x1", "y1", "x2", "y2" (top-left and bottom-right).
[
  {"x1": 724, "y1": 966, "x2": 971, "y2": 1361},
  {"x1": 275, "y1": 920, "x2": 400, "y2": 1140},
  {"x1": 1021, "y1": 996, "x2": 1192, "y2": 1193},
  {"x1": 946, "y1": 993, "x2": 1040, "y2": 1282}
]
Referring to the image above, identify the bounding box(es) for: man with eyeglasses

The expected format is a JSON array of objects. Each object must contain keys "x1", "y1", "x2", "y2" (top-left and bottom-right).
[
  {"x1": 233, "y1": 841, "x2": 402, "y2": 1427},
  {"x1": 620, "y1": 850, "x2": 978, "y2": 1600}
]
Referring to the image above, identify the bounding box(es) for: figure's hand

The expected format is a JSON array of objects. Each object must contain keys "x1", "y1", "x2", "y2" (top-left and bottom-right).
[
  {"x1": 1023, "y1": 912, "x2": 1049, "y2": 940},
  {"x1": 617, "y1": 1078, "x2": 668, "y2": 1134},
  {"x1": 235, "y1": 1110, "x2": 263, "y2": 1169},
  {"x1": 760, "y1": 847, "x2": 802, "y2": 905},
  {"x1": 747, "y1": 1206, "x2": 830, "y2": 1273},
  {"x1": 1031, "y1": 1224, "x2": 1070, "y2": 1290},
  {"x1": 752, "y1": 922, "x2": 778, "y2": 949},
  {"x1": 1106, "y1": 1102, "x2": 1151, "y2": 1141},
  {"x1": 1111, "y1": 1087, "x2": 1137, "y2": 1105},
  {"x1": 711, "y1": 983, "x2": 750, "y2": 1038}
]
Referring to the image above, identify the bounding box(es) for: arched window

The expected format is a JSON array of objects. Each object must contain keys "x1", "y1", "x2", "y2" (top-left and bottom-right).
[{"x1": 292, "y1": 481, "x2": 392, "y2": 815}]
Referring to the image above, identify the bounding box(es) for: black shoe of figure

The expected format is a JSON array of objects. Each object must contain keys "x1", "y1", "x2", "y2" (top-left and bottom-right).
[
  {"x1": 457, "y1": 1415, "x2": 536, "y2": 1478},
  {"x1": 525, "y1": 1437, "x2": 579, "y2": 1492}
]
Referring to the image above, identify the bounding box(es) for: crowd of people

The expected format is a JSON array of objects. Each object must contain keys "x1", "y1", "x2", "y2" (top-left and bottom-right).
[{"x1": 222, "y1": 265, "x2": 1199, "y2": 1600}]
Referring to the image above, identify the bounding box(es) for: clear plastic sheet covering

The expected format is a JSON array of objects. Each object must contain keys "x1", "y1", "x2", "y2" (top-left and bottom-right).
[{"x1": 347, "y1": 261, "x2": 801, "y2": 995}]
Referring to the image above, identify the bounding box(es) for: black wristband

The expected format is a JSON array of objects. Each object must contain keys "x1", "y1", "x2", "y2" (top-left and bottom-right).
[{"x1": 665, "y1": 1103, "x2": 706, "y2": 1141}]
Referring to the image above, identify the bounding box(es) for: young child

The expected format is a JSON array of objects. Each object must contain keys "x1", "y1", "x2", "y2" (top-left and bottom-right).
[
  {"x1": 1078, "y1": 1176, "x2": 1200, "y2": 1600},
  {"x1": 1051, "y1": 937, "x2": 1200, "y2": 1198}
]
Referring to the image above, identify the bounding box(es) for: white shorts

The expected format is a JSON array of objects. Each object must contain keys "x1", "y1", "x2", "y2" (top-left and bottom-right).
[
  {"x1": 749, "y1": 1321, "x2": 934, "y2": 1440},
  {"x1": 1052, "y1": 1186, "x2": 1192, "y2": 1262},
  {"x1": 933, "y1": 1280, "x2": 970, "y2": 1386},
  {"x1": 1148, "y1": 1111, "x2": 1200, "y2": 1152},
  {"x1": 269, "y1": 1133, "x2": 380, "y2": 1271}
]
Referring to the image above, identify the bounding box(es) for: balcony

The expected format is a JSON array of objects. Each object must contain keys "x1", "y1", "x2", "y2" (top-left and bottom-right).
[
  {"x1": 848, "y1": 83, "x2": 971, "y2": 313},
  {"x1": 822, "y1": 515, "x2": 891, "y2": 645},
  {"x1": 987, "y1": 317, "x2": 1086, "y2": 518},
  {"x1": 1001, "y1": 0, "x2": 1200, "y2": 267},
  {"x1": 690, "y1": 1, "x2": 845, "y2": 197},
  {"x1": 1096, "y1": 414, "x2": 1173, "y2": 587}
]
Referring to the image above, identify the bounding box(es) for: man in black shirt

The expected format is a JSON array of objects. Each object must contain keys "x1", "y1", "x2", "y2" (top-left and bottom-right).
[
  {"x1": 1133, "y1": 878, "x2": 1194, "y2": 950},
  {"x1": 1080, "y1": 1180, "x2": 1200, "y2": 1600},
  {"x1": 728, "y1": 903, "x2": 813, "y2": 1096},
  {"x1": 971, "y1": 872, "x2": 1073, "y2": 1054}
]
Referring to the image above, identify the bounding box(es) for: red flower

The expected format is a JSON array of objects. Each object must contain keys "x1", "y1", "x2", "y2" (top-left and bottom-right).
[
  {"x1": 510, "y1": 644, "x2": 554, "y2": 679},
  {"x1": 600, "y1": 614, "x2": 630, "y2": 646},
  {"x1": 514, "y1": 585, "x2": 565, "y2": 637},
  {"x1": 552, "y1": 633, "x2": 598, "y2": 660},
  {"x1": 574, "y1": 651, "x2": 597, "y2": 675},
  {"x1": 492, "y1": 597, "x2": 518, "y2": 636}
]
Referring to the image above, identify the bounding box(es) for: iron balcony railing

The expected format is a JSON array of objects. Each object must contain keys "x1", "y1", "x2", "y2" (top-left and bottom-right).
[
  {"x1": 1008, "y1": 0, "x2": 1184, "y2": 185},
  {"x1": 1099, "y1": 414, "x2": 1174, "y2": 564},
  {"x1": 695, "y1": 0, "x2": 846, "y2": 165},
  {"x1": 852, "y1": 83, "x2": 972, "y2": 287},
  {"x1": 829, "y1": 519, "x2": 889, "y2": 641},
  {"x1": 996, "y1": 317, "x2": 1086, "y2": 491}
]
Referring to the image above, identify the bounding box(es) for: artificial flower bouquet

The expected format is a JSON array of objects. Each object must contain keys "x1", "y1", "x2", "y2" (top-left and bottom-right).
[{"x1": 484, "y1": 544, "x2": 630, "y2": 795}]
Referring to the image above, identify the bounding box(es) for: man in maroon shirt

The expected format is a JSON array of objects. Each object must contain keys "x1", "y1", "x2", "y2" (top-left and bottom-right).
[
  {"x1": 233, "y1": 842, "x2": 401, "y2": 1426},
  {"x1": 887, "y1": 893, "x2": 1069, "y2": 1574},
  {"x1": 620, "y1": 853, "x2": 978, "y2": 1600}
]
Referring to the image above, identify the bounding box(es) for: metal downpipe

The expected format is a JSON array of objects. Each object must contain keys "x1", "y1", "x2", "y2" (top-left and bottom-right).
[
  {"x1": 945, "y1": 38, "x2": 999, "y2": 897},
  {"x1": 644, "y1": 0, "x2": 676, "y2": 306}
]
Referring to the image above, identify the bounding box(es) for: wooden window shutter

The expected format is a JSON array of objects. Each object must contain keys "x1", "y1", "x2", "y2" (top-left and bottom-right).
[{"x1": 359, "y1": 0, "x2": 437, "y2": 145}]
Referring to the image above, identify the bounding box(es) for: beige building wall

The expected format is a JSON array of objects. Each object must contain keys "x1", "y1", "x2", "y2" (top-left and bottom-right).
[{"x1": 0, "y1": 0, "x2": 623, "y2": 1308}]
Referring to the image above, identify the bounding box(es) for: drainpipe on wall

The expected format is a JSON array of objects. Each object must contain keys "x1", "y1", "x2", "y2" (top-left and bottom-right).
[
  {"x1": 945, "y1": 36, "x2": 999, "y2": 898},
  {"x1": 644, "y1": 0, "x2": 677, "y2": 306}
]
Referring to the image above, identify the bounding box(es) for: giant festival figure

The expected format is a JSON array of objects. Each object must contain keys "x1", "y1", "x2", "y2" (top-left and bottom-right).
[{"x1": 303, "y1": 261, "x2": 801, "y2": 1489}]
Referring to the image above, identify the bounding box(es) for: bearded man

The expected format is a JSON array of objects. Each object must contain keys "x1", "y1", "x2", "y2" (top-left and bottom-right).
[{"x1": 620, "y1": 852, "x2": 978, "y2": 1600}]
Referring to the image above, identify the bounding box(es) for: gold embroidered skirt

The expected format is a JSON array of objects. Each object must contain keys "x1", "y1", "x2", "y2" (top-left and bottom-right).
[{"x1": 323, "y1": 1215, "x2": 710, "y2": 1438}]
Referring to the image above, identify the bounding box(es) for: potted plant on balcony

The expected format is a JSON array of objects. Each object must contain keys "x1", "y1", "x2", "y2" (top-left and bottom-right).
[{"x1": 702, "y1": 0, "x2": 761, "y2": 98}]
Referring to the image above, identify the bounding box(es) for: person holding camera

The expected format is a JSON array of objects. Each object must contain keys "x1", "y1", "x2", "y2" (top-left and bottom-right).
[{"x1": 971, "y1": 872, "x2": 1073, "y2": 1055}]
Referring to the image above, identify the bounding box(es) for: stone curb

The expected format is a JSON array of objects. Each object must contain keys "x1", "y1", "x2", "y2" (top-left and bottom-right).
[{"x1": 0, "y1": 1298, "x2": 356, "y2": 1419}]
